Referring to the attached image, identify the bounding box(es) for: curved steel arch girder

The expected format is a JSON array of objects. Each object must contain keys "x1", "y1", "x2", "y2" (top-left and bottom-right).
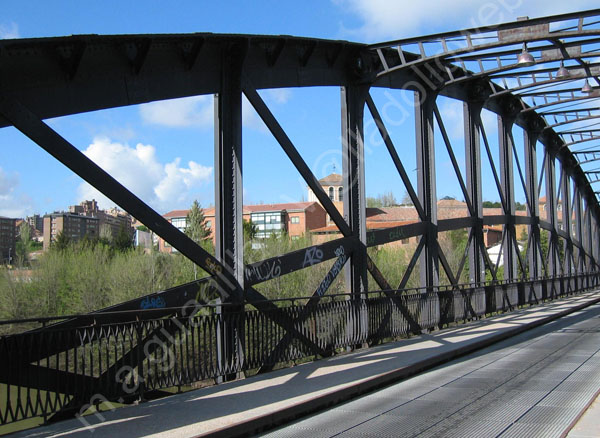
[
  {"x1": 0, "y1": 33, "x2": 369, "y2": 129},
  {"x1": 0, "y1": 17, "x2": 598, "y2": 303}
]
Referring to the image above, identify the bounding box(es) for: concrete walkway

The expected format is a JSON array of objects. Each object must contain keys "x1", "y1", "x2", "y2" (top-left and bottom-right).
[
  {"x1": 567, "y1": 388, "x2": 600, "y2": 437},
  {"x1": 10, "y1": 291, "x2": 600, "y2": 438}
]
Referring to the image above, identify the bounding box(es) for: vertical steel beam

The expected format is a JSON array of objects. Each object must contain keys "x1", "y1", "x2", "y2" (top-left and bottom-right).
[
  {"x1": 341, "y1": 85, "x2": 368, "y2": 346},
  {"x1": 341, "y1": 85, "x2": 369, "y2": 298},
  {"x1": 584, "y1": 204, "x2": 592, "y2": 269},
  {"x1": 464, "y1": 101, "x2": 484, "y2": 284},
  {"x1": 589, "y1": 204, "x2": 597, "y2": 269},
  {"x1": 498, "y1": 115, "x2": 517, "y2": 281},
  {"x1": 214, "y1": 42, "x2": 246, "y2": 380},
  {"x1": 574, "y1": 186, "x2": 584, "y2": 274},
  {"x1": 415, "y1": 91, "x2": 438, "y2": 289},
  {"x1": 561, "y1": 169, "x2": 573, "y2": 277},
  {"x1": 524, "y1": 129, "x2": 542, "y2": 281},
  {"x1": 545, "y1": 151, "x2": 560, "y2": 282}
]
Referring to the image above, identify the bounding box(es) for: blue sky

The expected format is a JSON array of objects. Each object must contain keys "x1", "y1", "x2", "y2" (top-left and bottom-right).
[{"x1": 0, "y1": 0, "x2": 597, "y2": 218}]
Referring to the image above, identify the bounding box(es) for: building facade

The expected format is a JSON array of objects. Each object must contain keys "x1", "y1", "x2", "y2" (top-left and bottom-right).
[
  {"x1": 26, "y1": 214, "x2": 44, "y2": 233},
  {"x1": 0, "y1": 216, "x2": 16, "y2": 264},
  {"x1": 69, "y1": 199, "x2": 133, "y2": 240},
  {"x1": 159, "y1": 202, "x2": 327, "y2": 253},
  {"x1": 307, "y1": 173, "x2": 344, "y2": 203},
  {"x1": 43, "y1": 213, "x2": 99, "y2": 250}
]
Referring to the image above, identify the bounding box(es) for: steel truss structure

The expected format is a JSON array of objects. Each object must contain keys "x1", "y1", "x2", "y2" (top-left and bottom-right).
[{"x1": 2, "y1": 8, "x2": 600, "y2": 427}]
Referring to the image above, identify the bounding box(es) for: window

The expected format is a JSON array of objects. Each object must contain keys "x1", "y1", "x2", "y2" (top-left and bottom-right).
[
  {"x1": 206, "y1": 220, "x2": 212, "y2": 228},
  {"x1": 291, "y1": 216, "x2": 300, "y2": 224},
  {"x1": 329, "y1": 187, "x2": 334, "y2": 200},
  {"x1": 171, "y1": 217, "x2": 187, "y2": 231},
  {"x1": 250, "y1": 211, "x2": 286, "y2": 238},
  {"x1": 338, "y1": 187, "x2": 343, "y2": 202}
]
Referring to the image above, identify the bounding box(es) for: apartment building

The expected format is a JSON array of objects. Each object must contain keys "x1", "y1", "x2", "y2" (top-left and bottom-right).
[
  {"x1": 0, "y1": 216, "x2": 16, "y2": 263},
  {"x1": 43, "y1": 213, "x2": 99, "y2": 250},
  {"x1": 246, "y1": 202, "x2": 327, "y2": 240},
  {"x1": 69, "y1": 199, "x2": 133, "y2": 239},
  {"x1": 159, "y1": 202, "x2": 327, "y2": 253},
  {"x1": 26, "y1": 214, "x2": 44, "y2": 233}
]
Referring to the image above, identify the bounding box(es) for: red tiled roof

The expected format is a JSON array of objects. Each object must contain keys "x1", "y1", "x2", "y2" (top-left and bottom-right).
[
  {"x1": 244, "y1": 202, "x2": 320, "y2": 213},
  {"x1": 366, "y1": 206, "x2": 420, "y2": 222},
  {"x1": 164, "y1": 202, "x2": 322, "y2": 219},
  {"x1": 538, "y1": 196, "x2": 562, "y2": 204},
  {"x1": 318, "y1": 173, "x2": 343, "y2": 185},
  {"x1": 165, "y1": 201, "x2": 531, "y2": 222},
  {"x1": 163, "y1": 207, "x2": 219, "y2": 218},
  {"x1": 163, "y1": 209, "x2": 189, "y2": 218},
  {"x1": 367, "y1": 220, "x2": 417, "y2": 229},
  {"x1": 482, "y1": 208, "x2": 528, "y2": 216},
  {"x1": 437, "y1": 199, "x2": 467, "y2": 208},
  {"x1": 312, "y1": 220, "x2": 417, "y2": 233}
]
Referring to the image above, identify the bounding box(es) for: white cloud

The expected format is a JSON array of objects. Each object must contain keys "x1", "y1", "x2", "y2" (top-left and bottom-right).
[
  {"x1": 139, "y1": 95, "x2": 213, "y2": 128},
  {"x1": 335, "y1": 0, "x2": 599, "y2": 41},
  {"x1": 0, "y1": 22, "x2": 19, "y2": 39},
  {"x1": 154, "y1": 158, "x2": 213, "y2": 205},
  {"x1": 139, "y1": 89, "x2": 292, "y2": 133},
  {"x1": 264, "y1": 88, "x2": 292, "y2": 104},
  {"x1": 78, "y1": 137, "x2": 212, "y2": 212},
  {"x1": 0, "y1": 167, "x2": 33, "y2": 217}
]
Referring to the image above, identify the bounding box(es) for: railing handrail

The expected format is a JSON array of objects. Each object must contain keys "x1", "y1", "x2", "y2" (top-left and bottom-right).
[{"x1": 1, "y1": 272, "x2": 597, "y2": 328}]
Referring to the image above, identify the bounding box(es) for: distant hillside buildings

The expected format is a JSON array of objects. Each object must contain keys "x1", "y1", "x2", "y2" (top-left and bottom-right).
[
  {"x1": 0, "y1": 174, "x2": 571, "y2": 264},
  {"x1": 160, "y1": 202, "x2": 327, "y2": 253},
  {"x1": 157, "y1": 173, "x2": 538, "y2": 254},
  {"x1": 0, "y1": 216, "x2": 17, "y2": 263},
  {"x1": 43, "y1": 199, "x2": 133, "y2": 250}
]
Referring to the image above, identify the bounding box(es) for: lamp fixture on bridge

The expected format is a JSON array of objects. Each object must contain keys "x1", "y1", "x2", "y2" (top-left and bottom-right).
[
  {"x1": 556, "y1": 61, "x2": 569, "y2": 79},
  {"x1": 517, "y1": 43, "x2": 535, "y2": 67},
  {"x1": 582, "y1": 78, "x2": 593, "y2": 93}
]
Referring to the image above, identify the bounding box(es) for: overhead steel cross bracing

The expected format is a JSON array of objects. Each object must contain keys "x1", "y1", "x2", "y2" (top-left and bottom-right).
[
  {"x1": 370, "y1": 8, "x2": 600, "y2": 288},
  {"x1": 1, "y1": 9, "x2": 600, "y2": 426}
]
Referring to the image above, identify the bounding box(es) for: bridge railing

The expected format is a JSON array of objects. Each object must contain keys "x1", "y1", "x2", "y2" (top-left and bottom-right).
[{"x1": 0, "y1": 273, "x2": 599, "y2": 428}]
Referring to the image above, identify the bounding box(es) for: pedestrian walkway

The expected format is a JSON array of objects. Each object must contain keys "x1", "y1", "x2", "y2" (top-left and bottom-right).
[
  {"x1": 567, "y1": 387, "x2": 600, "y2": 437},
  {"x1": 263, "y1": 300, "x2": 600, "y2": 437},
  {"x1": 11, "y1": 291, "x2": 600, "y2": 438}
]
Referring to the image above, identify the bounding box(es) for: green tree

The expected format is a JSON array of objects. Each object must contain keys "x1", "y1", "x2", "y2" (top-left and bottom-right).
[
  {"x1": 515, "y1": 202, "x2": 527, "y2": 211},
  {"x1": 243, "y1": 219, "x2": 258, "y2": 241},
  {"x1": 482, "y1": 201, "x2": 502, "y2": 208},
  {"x1": 100, "y1": 223, "x2": 113, "y2": 243},
  {"x1": 114, "y1": 224, "x2": 133, "y2": 252},
  {"x1": 401, "y1": 190, "x2": 413, "y2": 206},
  {"x1": 366, "y1": 191, "x2": 397, "y2": 208},
  {"x1": 185, "y1": 200, "x2": 211, "y2": 243},
  {"x1": 439, "y1": 228, "x2": 469, "y2": 284},
  {"x1": 15, "y1": 222, "x2": 33, "y2": 267},
  {"x1": 52, "y1": 230, "x2": 71, "y2": 251},
  {"x1": 184, "y1": 200, "x2": 211, "y2": 280},
  {"x1": 366, "y1": 197, "x2": 383, "y2": 208}
]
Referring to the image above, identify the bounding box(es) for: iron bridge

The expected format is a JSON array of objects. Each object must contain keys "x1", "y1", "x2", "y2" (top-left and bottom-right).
[{"x1": 1, "y1": 8, "x2": 600, "y2": 428}]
